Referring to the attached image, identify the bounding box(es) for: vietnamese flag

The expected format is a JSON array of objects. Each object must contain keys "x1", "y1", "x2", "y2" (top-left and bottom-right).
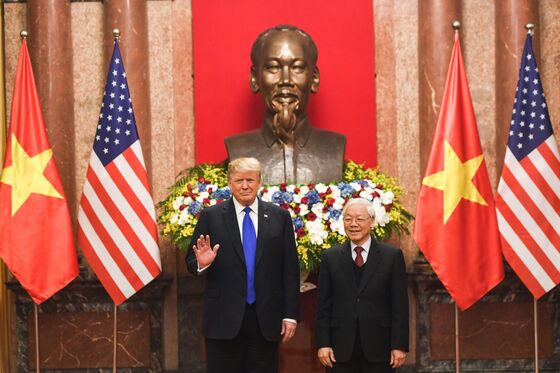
[
  {"x1": 414, "y1": 34, "x2": 504, "y2": 310},
  {"x1": 0, "y1": 39, "x2": 78, "y2": 304}
]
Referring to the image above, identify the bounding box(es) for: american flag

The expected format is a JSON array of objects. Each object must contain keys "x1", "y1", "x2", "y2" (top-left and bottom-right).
[
  {"x1": 496, "y1": 33, "x2": 560, "y2": 298},
  {"x1": 77, "y1": 40, "x2": 161, "y2": 305}
]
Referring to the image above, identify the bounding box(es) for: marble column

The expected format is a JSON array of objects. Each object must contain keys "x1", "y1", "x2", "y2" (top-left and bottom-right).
[
  {"x1": 104, "y1": 0, "x2": 152, "y2": 175},
  {"x1": 495, "y1": 0, "x2": 539, "y2": 178},
  {"x1": 418, "y1": 0, "x2": 461, "y2": 174},
  {"x1": 26, "y1": 0, "x2": 76, "y2": 212}
]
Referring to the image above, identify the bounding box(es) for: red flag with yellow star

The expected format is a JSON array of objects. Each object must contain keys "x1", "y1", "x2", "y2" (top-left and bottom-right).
[
  {"x1": 414, "y1": 34, "x2": 504, "y2": 310},
  {"x1": 0, "y1": 40, "x2": 78, "y2": 304}
]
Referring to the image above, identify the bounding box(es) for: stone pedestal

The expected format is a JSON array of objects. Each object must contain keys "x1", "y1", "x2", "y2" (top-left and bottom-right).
[
  {"x1": 412, "y1": 255, "x2": 560, "y2": 372},
  {"x1": 7, "y1": 275, "x2": 171, "y2": 372}
]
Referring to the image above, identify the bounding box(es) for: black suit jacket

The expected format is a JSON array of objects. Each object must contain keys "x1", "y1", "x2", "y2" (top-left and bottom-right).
[
  {"x1": 316, "y1": 236, "x2": 409, "y2": 362},
  {"x1": 186, "y1": 198, "x2": 300, "y2": 342}
]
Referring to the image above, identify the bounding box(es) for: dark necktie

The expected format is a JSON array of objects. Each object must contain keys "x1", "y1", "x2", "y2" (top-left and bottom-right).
[
  {"x1": 354, "y1": 246, "x2": 364, "y2": 268},
  {"x1": 243, "y1": 207, "x2": 257, "y2": 304}
]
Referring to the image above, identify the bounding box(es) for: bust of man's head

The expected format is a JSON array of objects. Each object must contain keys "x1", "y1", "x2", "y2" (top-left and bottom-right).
[{"x1": 249, "y1": 25, "x2": 320, "y2": 146}]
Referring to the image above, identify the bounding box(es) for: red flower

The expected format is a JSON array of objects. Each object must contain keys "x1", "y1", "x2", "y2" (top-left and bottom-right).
[
  {"x1": 319, "y1": 192, "x2": 326, "y2": 198},
  {"x1": 294, "y1": 187, "x2": 300, "y2": 194},
  {"x1": 384, "y1": 203, "x2": 393, "y2": 212},
  {"x1": 308, "y1": 183, "x2": 315, "y2": 189},
  {"x1": 377, "y1": 183, "x2": 384, "y2": 189},
  {"x1": 280, "y1": 182, "x2": 287, "y2": 191},
  {"x1": 326, "y1": 187, "x2": 332, "y2": 194},
  {"x1": 182, "y1": 192, "x2": 189, "y2": 197},
  {"x1": 187, "y1": 183, "x2": 193, "y2": 191},
  {"x1": 281, "y1": 203, "x2": 289, "y2": 210},
  {"x1": 179, "y1": 204, "x2": 187, "y2": 211},
  {"x1": 322, "y1": 206, "x2": 329, "y2": 213},
  {"x1": 262, "y1": 188, "x2": 268, "y2": 193},
  {"x1": 296, "y1": 228, "x2": 306, "y2": 238},
  {"x1": 294, "y1": 206, "x2": 301, "y2": 214},
  {"x1": 217, "y1": 199, "x2": 224, "y2": 204},
  {"x1": 301, "y1": 197, "x2": 309, "y2": 204},
  {"x1": 198, "y1": 177, "x2": 205, "y2": 183},
  {"x1": 372, "y1": 191, "x2": 380, "y2": 198},
  {"x1": 203, "y1": 198, "x2": 211, "y2": 205},
  {"x1": 307, "y1": 212, "x2": 317, "y2": 221},
  {"x1": 208, "y1": 187, "x2": 213, "y2": 194},
  {"x1": 326, "y1": 198, "x2": 335, "y2": 206}
]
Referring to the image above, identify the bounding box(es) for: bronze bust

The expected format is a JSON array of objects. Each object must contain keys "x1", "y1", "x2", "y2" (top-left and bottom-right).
[{"x1": 225, "y1": 25, "x2": 346, "y2": 185}]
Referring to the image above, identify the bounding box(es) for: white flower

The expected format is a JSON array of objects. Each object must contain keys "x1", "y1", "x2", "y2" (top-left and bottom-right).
[
  {"x1": 315, "y1": 183, "x2": 328, "y2": 194},
  {"x1": 359, "y1": 190, "x2": 373, "y2": 201},
  {"x1": 209, "y1": 199, "x2": 217, "y2": 206},
  {"x1": 305, "y1": 219, "x2": 328, "y2": 245},
  {"x1": 178, "y1": 209, "x2": 190, "y2": 225},
  {"x1": 350, "y1": 182, "x2": 362, "y2": 192},
  {"x1": 381, "y1": 190, "x2": 394, "y2": 205},
  {"x1": 311, "y1": 202, "x2": 325, "y2": 219},
  {"x1": 195, "y1": 195, "x2": 204, "y2": 203},
  {"x1": 299, "y1": 185, "x2": 310, "y2": 195},
  {"x1": 172, "y1": 196, "x2": 184, "y2": 210},
  {"x1": 286, "y1": 184, "x2": 296, "y2": 193},
  {"x1": 333, "y1": 197, "x2": 345, "y2": 210},
  {"x1": 206, "y1": 184, "x2": 217, "y2": 192},
  {"x1": 170, "y1": 213, "x2": 179, "y2": 224},
  {"x1": 199, "y1": 191, "x2": 209, "y2": 199},
  {"x1": 293, "y1": 194, "x2": 302, "y2": 204},
  {"x1": 299, "y1": 204, "x2": 309, "y2": 216},
  {"x1": 373, "y1": 204, "x2": 390, "y2": 226},
  {"x1": 329, "y1": 218, "x2": 346, "y2": 236}
]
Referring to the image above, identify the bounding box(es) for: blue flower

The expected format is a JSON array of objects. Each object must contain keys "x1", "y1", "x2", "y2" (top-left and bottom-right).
[
  {"x1": 188, "y1": 201, "x2": 203, "y2": 215},
  {"x1": 293, "y1": 216, "x2": 304, "y2": 230},
  {"x1": 211, "y1": 188, "x2": 231, "y2": 200},
  {"x1": 282, "y1": 191, "x2": 294, "y2": 203},
  {"x1": 197, "y1": 182, "x2": 207, "y2": 192},
  {"x1": 328, "y1": 208, "x2": 342, "y2": 220},
  {"x1": 305, "y1": 190, "x2": 321, "y2": 205},
  {"x1": 337, "y1": 182, "x2": 355, "y2": 198}
]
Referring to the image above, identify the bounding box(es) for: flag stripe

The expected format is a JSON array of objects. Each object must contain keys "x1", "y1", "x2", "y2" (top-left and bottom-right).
[
  {"x1": 496, "y1": 188, "x2": 560, "y2": 283},
  {"x1": 78, "y1": 205, "x2": 135, "y2": 302},
  {"x1": 90, "y1": 152, "x2": 159, "y2": 261},
  {"x1": 77, "y1": 221, "x2": 129, "y2": 304},
  {"x1": 529, "y1": 138, "x2": 560, "y2": 195},
  {"x1": 79, "y1": 188, "x2": 146, "y2": 291},
  {"x1": 124, "y1": 141, "x2": 150, "y2": 192},
  {"x1": 496, "y1": 209, "x2": 554, "y2": 294},
  {"x1": 498, "y1": 170, "x2": 560, "y2": 276},
  {"x1": 504, "y1": 153, "x2": 560, "y2": 237},
  {"x1": 523, "y1": 152, "x2": 560, "y2": 208},
  {"x1": 84, "y1": 163, "x2": 160, "y2": 281}
]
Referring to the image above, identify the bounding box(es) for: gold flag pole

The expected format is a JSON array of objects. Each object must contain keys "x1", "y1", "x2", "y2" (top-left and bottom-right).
[
  {"x1": 452, "y1": 21, "x2": 462, "y2": 373},
  {"x1": 111, "y1": 29, "x2": 120, "y2": 373},
  {"x1": 0, "y1": 1, "x2": 9, "y2": 372}
]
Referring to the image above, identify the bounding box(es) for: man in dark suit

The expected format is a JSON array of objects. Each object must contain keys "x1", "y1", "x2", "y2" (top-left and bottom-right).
[
  {"x1": 316, "y1": 198, "x2": 409, "y2": 372},
  {"x1": 186, "y1": 157, "x2": 300, "y2": 373}
]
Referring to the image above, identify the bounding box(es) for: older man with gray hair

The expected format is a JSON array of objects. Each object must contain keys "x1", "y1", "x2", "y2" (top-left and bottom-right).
[{"x1": 316, "y1": 198, "x2": 409, "y2": 373}]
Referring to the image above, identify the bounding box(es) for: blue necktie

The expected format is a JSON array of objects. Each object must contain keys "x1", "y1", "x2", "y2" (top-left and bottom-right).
[{"x1": 242, "y1": 207, "x2": 257, "y2": 304}]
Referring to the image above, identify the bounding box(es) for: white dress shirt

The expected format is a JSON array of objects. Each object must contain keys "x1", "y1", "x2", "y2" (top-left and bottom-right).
[{"x1": 351, "y1": 236, "x2": 371, "y2": 264}]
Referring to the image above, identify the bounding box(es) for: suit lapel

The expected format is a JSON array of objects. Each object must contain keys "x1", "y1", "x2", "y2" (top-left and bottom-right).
[
  {"x1": 338, "y1": 242, "x2": 357, "y2": 293},
  {"x1": 222, "y1": 198, "x2": 245, "y2": 265},
  {"x1": 358, "y1": 235, "x2": 382, "y2": 294},
  {"x1": 255, "y1": 199, "x2": 268, "y2": 268}
]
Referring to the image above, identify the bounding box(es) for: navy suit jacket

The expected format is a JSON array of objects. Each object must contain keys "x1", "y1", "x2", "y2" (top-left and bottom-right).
[
  {"x1": 186, "y1": 198, "x2": 300, "y2": 342},
  {"x1": 316, "y1": 236, "x2": 409, "y2": 362}
]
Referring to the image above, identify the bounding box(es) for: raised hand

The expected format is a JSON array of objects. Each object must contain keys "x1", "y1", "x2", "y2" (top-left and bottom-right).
[{"x1": 193, "y1": 235, "x2": 220, "y2": 268}]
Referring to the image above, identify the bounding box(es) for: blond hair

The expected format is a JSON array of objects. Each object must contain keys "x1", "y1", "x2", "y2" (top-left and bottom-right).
[{"x1": 227, "y1": 157, "x2": 262, "y2": 180}]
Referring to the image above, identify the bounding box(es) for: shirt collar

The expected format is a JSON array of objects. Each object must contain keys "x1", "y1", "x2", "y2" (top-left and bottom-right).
[
  {"x1": 350, "y1": 236, "x2": 371, "y2": 253},
  {"x1": 232, "y1": 197, "x2": 259, "y2": 216}
]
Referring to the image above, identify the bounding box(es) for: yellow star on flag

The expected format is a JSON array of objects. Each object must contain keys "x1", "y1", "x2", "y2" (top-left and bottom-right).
[
  {"x1": 0, "y1": 134, "x2": 63, "y2": 216},
  {"x1": 422, "y1": 140, "x2": 487, "y2": 224}
]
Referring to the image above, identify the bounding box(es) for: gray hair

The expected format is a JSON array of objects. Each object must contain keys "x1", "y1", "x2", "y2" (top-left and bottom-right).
[
  {"x1": 342, "y1": 198, "x2": 375, "y2": 219},
  {"x1": 227, "y1": 157, "x2": 262, "y2": 180}
]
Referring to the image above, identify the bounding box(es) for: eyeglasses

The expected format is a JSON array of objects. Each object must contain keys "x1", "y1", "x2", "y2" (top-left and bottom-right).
[{"x1": 342, "y1": 216, "x2": 372, "y2": 224}]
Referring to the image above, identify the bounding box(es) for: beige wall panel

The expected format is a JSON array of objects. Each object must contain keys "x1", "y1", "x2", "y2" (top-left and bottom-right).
[
  {"x1": 539, "y1": 1, "x2": 560, "y2": 139},
  {"x1": 394, "y1": 0, "x2": 419, "y2": 264},
  {"x1": 4, "y1": 4, "x2": 26, "y2": 125},
  {"x1": 462, "y1": 0, "x2": 497, "y2": 187}
]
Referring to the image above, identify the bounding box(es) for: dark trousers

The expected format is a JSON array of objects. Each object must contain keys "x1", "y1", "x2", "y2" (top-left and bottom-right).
[
  {"x1": 330, "y1": 329, "x2": 394, "y2": 373},
  {"x1": 205, "y1": 304, "x2": 279, "y2": 373}
]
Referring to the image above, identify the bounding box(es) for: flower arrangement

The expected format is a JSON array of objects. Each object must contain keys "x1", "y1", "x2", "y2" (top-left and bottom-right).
[{"x1": 158, "y1": 161, "x2": 412, "y2": 273}]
